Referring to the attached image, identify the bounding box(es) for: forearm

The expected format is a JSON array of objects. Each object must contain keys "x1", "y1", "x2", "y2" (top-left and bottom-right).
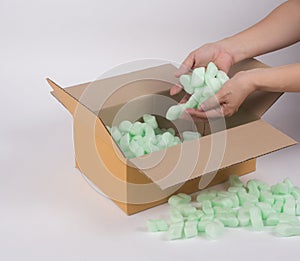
[
  {"x1": 251, "y1": 63, "x2": 300, "y2": 92},
  {"x1": 220, "y1": 0, "x2": 300, "y2": 63}
]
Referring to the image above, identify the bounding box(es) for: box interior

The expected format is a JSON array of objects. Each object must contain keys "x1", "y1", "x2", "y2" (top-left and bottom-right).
[{"x1": 96, "y1": 79, "x2": 261, "y2": 137}]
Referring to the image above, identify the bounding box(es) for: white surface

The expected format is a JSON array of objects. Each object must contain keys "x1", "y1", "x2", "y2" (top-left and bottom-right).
[{"x1": 1, "y1": 0, "x2": 300, "y2": 260}]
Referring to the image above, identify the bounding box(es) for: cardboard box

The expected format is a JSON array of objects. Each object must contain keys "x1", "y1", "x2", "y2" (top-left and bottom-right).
[{"x1": 46, "y1": 58, "x2": 296, "y2": 215}]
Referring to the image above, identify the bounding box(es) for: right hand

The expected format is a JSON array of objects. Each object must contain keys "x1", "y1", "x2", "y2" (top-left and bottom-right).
[{"x1": 170, "y1": 42, "x2": 235, "y2": 96}]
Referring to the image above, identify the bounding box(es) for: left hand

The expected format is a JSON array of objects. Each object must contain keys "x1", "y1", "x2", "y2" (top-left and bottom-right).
[{"x1": 184, "y1": 69, "x2": 259, "y2": 121}]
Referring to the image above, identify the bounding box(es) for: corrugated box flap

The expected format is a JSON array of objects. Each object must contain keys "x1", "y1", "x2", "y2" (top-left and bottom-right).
[
  {"x1": 47, "y1": 78, "x2": 116, "y2": 147},
  {"x1": 60, "y1": 63, "x2": 178, "y2": 113},
  {"x1": 129, "y1": 119, "x2": 296, "y2": 189}
]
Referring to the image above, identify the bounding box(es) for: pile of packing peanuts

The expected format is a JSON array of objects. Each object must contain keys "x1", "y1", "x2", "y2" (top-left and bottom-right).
[
  {"x1": 147, "y1": 175, "x2": 300, "y2": 240},
  {"x1": 107, "y1": 114, "x2": 201, "y2": 159}
]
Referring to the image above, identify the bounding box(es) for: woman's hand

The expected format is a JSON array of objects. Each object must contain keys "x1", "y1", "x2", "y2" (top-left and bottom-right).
[{"x1": 170, "y1": 41, "x2": 235, "y2": 96}]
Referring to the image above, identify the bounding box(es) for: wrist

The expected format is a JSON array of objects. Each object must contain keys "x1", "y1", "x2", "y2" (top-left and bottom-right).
[
  {"x1": 248, "y1": 68, "x2": 268, "y2": 92},
  {"x1": 218, "y1": 37, "x2": 248, "y2": 64},
  {"x1": 234, "y1": 69, "x2": 259, "y2": 94}
]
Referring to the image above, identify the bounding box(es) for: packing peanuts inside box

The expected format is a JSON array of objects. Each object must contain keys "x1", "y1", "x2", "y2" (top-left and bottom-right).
[{"x1": 47, "y1": 58, "x2": 296, "y2": 215}]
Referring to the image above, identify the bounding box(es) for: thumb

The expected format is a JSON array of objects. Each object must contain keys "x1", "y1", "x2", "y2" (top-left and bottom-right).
[
  {"x1": 175, "y1": 53, "x2": 195, "y2": 77},
  {"x1": 214, "y1": 55, "x2": 234, "y2": 74}
]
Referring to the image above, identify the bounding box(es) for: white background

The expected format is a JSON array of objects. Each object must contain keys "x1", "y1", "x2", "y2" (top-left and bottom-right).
[{"x1": 1, "y1": 0, "x2": 300, "y2": 260}]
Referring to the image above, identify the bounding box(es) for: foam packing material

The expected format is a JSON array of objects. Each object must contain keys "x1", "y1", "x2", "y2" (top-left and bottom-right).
[
  {"x1": 166, "y1": 62, "x2": 229, "y2": 121},
  {"x1": 107, "y1": 114, "x2": 201, "y2": 159},
  {"x1": 146, "y1": 175, "x2": 300, "y2": 240}
]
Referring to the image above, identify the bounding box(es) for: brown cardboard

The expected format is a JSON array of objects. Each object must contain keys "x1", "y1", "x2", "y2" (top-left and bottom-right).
[
  {"x1": 46, "y1": 59, "x2": 297, "y2": 215},
  {"x1": 129, "y1": 119, "x2": 295, "y2": 190}
]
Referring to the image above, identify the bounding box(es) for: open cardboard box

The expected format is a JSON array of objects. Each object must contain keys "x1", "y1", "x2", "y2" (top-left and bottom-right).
[{"x1": 47, "y1": 58, "x2": 296, "y2": 215}]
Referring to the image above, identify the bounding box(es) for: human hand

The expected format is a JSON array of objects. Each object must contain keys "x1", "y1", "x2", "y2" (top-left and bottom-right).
[
  {"x1": 170, "y1": 42, "x2": 235, "y2": 96},
  {"x1": 184, "y1": 70, "x2": 259, "y2": 121}
]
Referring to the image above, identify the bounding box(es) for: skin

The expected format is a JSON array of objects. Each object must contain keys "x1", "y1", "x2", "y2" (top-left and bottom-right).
[{"x1": 171, "y1": 0, "x2": 300, "y2": 120}]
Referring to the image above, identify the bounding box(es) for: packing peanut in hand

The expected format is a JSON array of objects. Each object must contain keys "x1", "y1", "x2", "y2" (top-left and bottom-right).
[{"x1": 166, "y1": 62, "x2": 229, "y2": 121}]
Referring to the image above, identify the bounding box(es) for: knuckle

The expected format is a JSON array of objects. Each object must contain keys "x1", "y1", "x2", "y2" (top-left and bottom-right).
[
  {"x1": 233, "y1": 70, "x2": 248, "y2": 83},
  {"x1": 188, "y1": 51, "x2": 195, "y2": 58},
  {"x1": 202, "y1": 42, "x2": 212, "y2": 49}
]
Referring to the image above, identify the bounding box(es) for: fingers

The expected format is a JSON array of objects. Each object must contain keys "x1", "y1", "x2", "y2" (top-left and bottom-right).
[
  {"x1": 215, "y1": 62, "x2": 230, "y2": 74},
  {"x1": 170, "y1": 84, "x2": 183, "y2": 96},
  {"x1": 179, "y1": 94, "x2": 191, "y2": 104},
  {"x1": 175, "y1": 53, "x2": 195, "y2": 77},
  {"x1": 214, "y1": 53, "x2": 233, "y2": 74},
  {"x1": 181, "y1": 112, "x2": 208, "y2": 123},
  {"x1": 171, "y1": 52, "x2": 196, "y2": 96},
  {"x1": 199, "y1": 93, "x2": 223, "y2": 112},
  {"x1": 185, "y1": 107, "x2": 224, "y2": 120}
]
